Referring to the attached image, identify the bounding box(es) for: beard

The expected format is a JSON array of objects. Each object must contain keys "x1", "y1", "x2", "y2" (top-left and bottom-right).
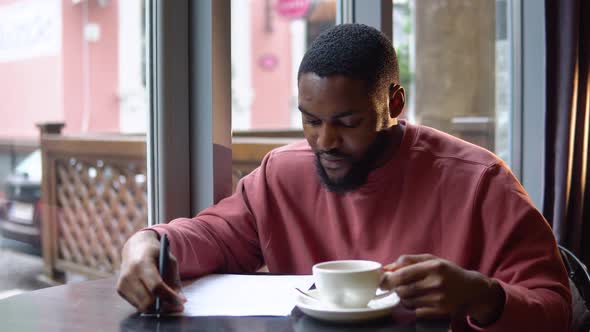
[{"x1": 314, "y1": 131, "x2": 389, "y2": 193}]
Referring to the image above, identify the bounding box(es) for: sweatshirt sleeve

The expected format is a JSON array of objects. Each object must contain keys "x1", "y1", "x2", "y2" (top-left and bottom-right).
[
  {"x1": 461, "y1": 163, "x2": 571, "y2": 331},
  {"x1": 142, "y1": 154, "x2": 275, "y2": 279}
]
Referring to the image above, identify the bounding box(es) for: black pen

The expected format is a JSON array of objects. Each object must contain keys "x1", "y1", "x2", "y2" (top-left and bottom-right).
[{"x1": 155, "y1": 233, "x2": 169, "y2": 318}]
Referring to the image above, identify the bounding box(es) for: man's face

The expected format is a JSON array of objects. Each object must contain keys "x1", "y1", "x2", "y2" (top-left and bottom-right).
[{"x1": 298, "y1": 73, "x2": 389, "y2": 192}]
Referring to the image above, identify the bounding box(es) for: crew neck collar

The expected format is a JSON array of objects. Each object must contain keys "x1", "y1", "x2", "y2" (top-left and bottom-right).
[{"x1": 344, "y1": 120, "x2": 416, "y2": 196}]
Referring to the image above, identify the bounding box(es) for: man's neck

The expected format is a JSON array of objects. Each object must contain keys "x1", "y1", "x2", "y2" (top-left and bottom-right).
[{"x1": 374, "y1": 122, "x2": 406, "y2": 169}]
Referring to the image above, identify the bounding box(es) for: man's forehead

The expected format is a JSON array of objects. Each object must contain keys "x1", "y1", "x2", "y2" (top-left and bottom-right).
[
  {"x1": 299, "y1": 72, "x2": 366, "y2": 87},
  {"x1": 298, "y1": 73, "x2": 370, "y2": 102}
]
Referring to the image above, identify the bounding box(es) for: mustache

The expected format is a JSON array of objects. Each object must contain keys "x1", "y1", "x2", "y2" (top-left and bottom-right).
[{"x1": 316, "y1": 149, "x2": 353, "y2": 160}]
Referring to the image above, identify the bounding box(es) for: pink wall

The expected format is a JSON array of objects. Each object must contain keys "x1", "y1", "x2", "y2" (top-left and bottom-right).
[
  {"x1": 0, "y1": 56, "x2": 62, "y2": 139},
  {"x1": 250, "y1": 0, "x2": 293, "y2": 129},
  {"x1": 61, "y1": 0, "x2": 84, "y2": 135},
  {"x1": 85, "y1": 0, "x2": 119, "y2": 133},
  {"x1": 0, "y1": 0, "x2": 62, "y2": 139},
  {"x1": 61, "y1": 0, "x2": 120, "y2": 134},
  {"x1": 0, "y1": 0, "x2": 120, "y2": 140}
]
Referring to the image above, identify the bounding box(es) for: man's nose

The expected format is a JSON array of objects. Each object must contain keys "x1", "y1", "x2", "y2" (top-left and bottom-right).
[{"x1": 317, "y1": 123, "x2": 341, "y2": 151}]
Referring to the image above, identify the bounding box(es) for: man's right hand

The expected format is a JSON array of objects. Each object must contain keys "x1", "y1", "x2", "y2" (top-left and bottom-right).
[{"x1": 116, "y1": 230, "x2": 187, "y2": 313}]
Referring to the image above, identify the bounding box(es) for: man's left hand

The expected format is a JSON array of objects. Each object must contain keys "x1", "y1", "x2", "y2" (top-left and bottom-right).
[{"x1": 380, "y1": 254, "x2": 505, "y2": 325}]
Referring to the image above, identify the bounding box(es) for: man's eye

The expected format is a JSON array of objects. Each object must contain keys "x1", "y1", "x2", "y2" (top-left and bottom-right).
[
  {"x1": 339, "y1": 119, "x2": 361, "y2": 128},
  {"x1": 304, "y1": 118, "x2": 322, "y2": 126}
]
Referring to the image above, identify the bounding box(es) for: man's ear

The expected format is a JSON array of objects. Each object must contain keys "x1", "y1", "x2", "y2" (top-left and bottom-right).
[{"x1": 388, "y1": 84, "x2": 406, "y2": 119}]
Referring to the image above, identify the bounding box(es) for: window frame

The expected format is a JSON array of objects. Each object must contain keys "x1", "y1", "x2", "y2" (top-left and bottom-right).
[
  {"x1": 519, "y1": 0, "x2": 546, "y2": 209},
  {"x1": 365, "y1": 0, "x2": 546, "y2": 208},
  {"x1": 147, "y1": 0, "x2": 232, "y2": 225},
  {"x1": 149, "y1": 0, "x2": 547, "y2": 223}
]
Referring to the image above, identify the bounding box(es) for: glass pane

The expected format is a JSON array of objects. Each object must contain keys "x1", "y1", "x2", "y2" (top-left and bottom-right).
[
  {"x1": 393, "y1": 0, "x2": 512, "y2": 164},
  {"x1": 231, "y1": 0, "x2": 337, "y2": 131},
  {"x1": 0, "y1": 0, "x2": 150, "y2": 291}
]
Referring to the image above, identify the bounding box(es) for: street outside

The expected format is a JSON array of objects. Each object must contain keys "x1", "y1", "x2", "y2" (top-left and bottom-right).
[{"x1": 0, "y1": 235, "x2": 47, "y2": 300}]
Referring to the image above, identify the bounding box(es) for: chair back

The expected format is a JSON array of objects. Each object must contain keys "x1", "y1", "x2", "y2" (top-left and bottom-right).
[{"x1": 558, "y1": 245, "x2": 590, "y2": 331}]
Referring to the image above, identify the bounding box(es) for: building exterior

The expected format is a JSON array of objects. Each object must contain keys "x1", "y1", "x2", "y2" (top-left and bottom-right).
[{"x1": 0, "y1": 0, "x2": 146, "y2": 140}]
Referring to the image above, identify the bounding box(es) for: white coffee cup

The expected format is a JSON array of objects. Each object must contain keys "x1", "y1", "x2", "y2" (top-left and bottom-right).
[{"x1": 312, "y1": 260, "x2": 385, "y2": 308}]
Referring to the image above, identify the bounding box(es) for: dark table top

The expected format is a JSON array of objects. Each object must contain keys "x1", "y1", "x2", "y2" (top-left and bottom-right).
[{"x1": 0, "y1": 277, "x2": 450, "y2": 332}]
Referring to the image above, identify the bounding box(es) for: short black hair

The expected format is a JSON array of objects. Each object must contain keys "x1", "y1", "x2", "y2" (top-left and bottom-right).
[{"x1": 298, "y1": 23, "x2": 399, "y2": 95}]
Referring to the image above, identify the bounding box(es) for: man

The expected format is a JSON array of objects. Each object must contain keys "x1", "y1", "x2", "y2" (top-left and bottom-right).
[{"x1": 117, "y1": 24, "x2": 571, "y2": 330}]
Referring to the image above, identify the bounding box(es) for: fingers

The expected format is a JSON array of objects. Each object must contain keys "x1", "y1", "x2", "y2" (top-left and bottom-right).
[
  {"x1": 393, "y1": 275, "x2": 442, "y2": 298},
  {"x1": 142, "y1": 263, "x2": 187, "y2": 306},
  {"x1": 161, "y1": 301, "x2": 185, "y2": 313},
  {"x1": 162, "y1": 253, "x2": 187, "y2": 304},
  {"x1": 165, "y1": 253, "x2": 184, "y2": 293},
  {"x1": 395, "y1": 254, "x2": 436, "y2": 266},
  {"x1": 138, "y1": 279, "x2": 158, "y2": 312},
  {"x1": 382, "y1": 264, "x2": 402, "y2": 273},
  {"x1": 400, "y1": 292, "x2": 444, "y2": 310},
  {"x1": 117, "y1": 253, "x2": 186, "y2": 313},
  {"x1": 118, "y1": 270, "x2": 186, "y2": 313},
  {"x1": 117, "y1": 231, "x2": 186, "y2": 313},
  {"x1": 382, "y1": 255, "x2": 464, "y2": 321},
  {"x1": 117, "y1": 274, "x2": 155, "y2": 312},
  {"x1": 382, "y1": 254, "x2": 435, "y2": 274},
  {"x1": 381, "y1": 259, "x2": 442, "y2": 290}
]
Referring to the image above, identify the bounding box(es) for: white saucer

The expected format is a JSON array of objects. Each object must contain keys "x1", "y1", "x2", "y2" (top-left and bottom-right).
[{"x1": 294, "y1": 289, "x2": 399, "y2": 323}]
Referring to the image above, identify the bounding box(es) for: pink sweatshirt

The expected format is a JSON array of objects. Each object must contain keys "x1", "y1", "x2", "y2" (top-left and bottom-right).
[{"x1": 148, "y1": 122, "x2": 571, "y2": 331}]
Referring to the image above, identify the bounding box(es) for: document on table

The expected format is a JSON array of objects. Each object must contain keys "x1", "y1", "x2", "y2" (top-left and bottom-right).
[{"x1": 177, "y1": 274, "x2": 314, "y2": 316}]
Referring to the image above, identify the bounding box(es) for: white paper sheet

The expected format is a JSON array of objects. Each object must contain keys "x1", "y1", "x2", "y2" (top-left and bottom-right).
[{"x1": 177, "y1": 274, "x2": 314, "y2": 316}]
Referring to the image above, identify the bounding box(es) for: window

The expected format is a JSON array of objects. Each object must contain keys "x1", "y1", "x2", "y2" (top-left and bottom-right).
[
  {"x1": 231, "y1": 0, "x2": 337, "y2": 131},
  {"x1": 393, "y1": 0, "x2": 513, "y2": 165},
  {"x1": 0, "y1": 0, "x2": 150, "y2": 289}
]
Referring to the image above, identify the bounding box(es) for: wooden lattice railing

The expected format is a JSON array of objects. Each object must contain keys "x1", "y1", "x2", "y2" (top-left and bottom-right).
[
  {"x1": 40, "y1": 126, "x2": 147, "y2": 281},
  {"x1": 39, "y1": 125, "x2": 299, "y2": 282},
  {"x1": 55, "y1": 156, "x2": 147, "y2": 275}
]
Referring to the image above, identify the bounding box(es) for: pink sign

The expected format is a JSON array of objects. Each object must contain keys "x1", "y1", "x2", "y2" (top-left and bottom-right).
[
  {"x1": 258, "y1": 54, "x2": 279, "y2": 71},
  {"x1": 276, "y1": 0, "x2": 311, "y2": 19}
]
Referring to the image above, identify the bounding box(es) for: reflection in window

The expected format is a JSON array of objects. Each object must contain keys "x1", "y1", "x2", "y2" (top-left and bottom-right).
[
  {"x1": 393, "y1": 0, "x2": 512, "y2": 164},
  {"x1": 231, "y1": 0, "x2": 336, "y2": 131},
  {"x1": 0, "y1": 0, "x2": 150, "y2": 286}
]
